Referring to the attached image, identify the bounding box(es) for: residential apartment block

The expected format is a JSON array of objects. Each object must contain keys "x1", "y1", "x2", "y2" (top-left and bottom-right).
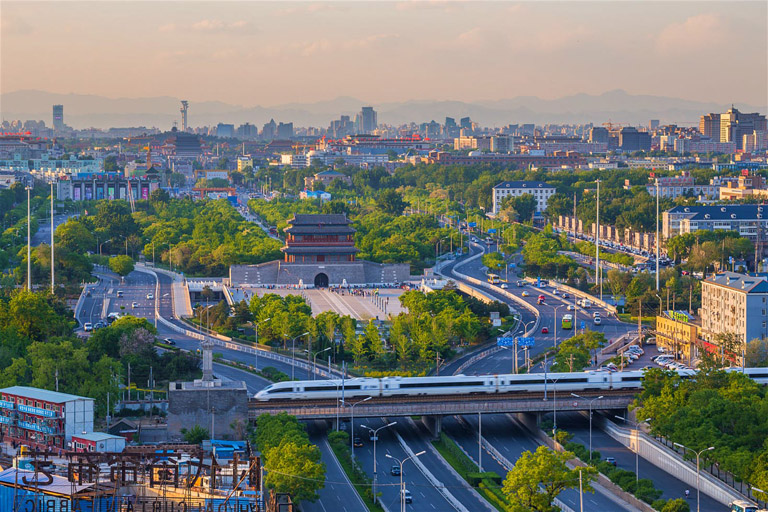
[
  {"x1": 492, "y1": 181, "x2": 556, "y2": 215},
  {"x1": 662, "y1": 204, "x2": 768, "y2": 241},
  {"x1": 700, "y1": 272, "x2": 768, "y2": 359},
  {"x1": 0, "y1": 386, "x2": 94, "y2": 451}
]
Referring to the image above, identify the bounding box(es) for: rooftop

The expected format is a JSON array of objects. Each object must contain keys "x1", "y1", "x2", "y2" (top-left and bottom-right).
[
  {"x1": 705, "y1": 271, "x2": 768, "y2": 293},
  {"x1": 72, "y1": 432, "x2": 125, "y2": 442},
  {"x1": 493, "y1": 180, "x2": 555, "y2": 190},
  {"x1": 668, "y1": 204, "x2": 768, "y2": 221},
  {"x1": 289, "y1": 214, "x2": 351, "y2": 226},
  {"x1": 0, "y1": 386, "x2": 93, "y2": 404}
]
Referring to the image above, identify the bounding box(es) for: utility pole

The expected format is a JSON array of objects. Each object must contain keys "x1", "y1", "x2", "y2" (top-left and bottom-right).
[
  {"x1": 26, "y1": 186, "x2": 32, "y2": 292},
  {"x1": 656, "y1": 178, "x2": 660, "y2": 291},
  {"x1": 51, "y1": 181, "x2": 55, "y2": 294},
  {"x1": 595, "y1": 180, "x2": 601, "y2": 300}
]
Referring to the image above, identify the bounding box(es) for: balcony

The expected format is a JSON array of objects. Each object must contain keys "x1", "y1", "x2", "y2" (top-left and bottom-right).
[
  {"x1": 0, "y1": 400, "x2": 14, "y2": 410},
  {"x1": 17, "y1": 404, "x2": 60, "y2": 418}
]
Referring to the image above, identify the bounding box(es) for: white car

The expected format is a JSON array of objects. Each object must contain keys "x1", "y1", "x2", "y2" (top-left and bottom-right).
[
  {"x1": 83, "y1": 322, "x2": 93, "y2": 332},
  {"x1": 593, "y1": 316, "x2": 602, "y2": 325},
  {"x1": 592, "y1": 312, "x2": 601, "y2": 318},
  {"x1": 131, "y1": 301, "x2": 139, "y2": 309},
  {"x1": 566, "y1": 304, "x2": 575, "y2": 311},
  {"x1": 500, "y1": 283, "x2": 509, "y2": 289},
  {"x1": 146, "y1": 293, "x2": 154, "y2": 299}
]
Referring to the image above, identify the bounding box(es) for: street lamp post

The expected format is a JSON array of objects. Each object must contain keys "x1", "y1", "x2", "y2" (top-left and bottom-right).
[
  {"x1": 517, "y1": 319, "x2": 535, "y2": 374},
  {"x1": 308, "y1": 346, "x2": 331, "y2": 380},
  {"x1": 361, "y1": 422, "x2": 396, "y2": 504},
  {"x1": 552, "y1": 304, "x2": 564, "y2": 350},
  {"x1": 615, "y1": 415, "x2": 651, "y2": 484},
  {"x1": 288, "y1": 332, "x2": 310, "y2": 380},
  {"x1": 674, "y1": 443, "x2": 714, "y2": 512},
  {"x1": 26, "y1": 186, "x2": 31, "y2": 291},
  {"x1": 253, "y1": 317, "x2": 271, "y2": 372},
  {"x1": 595, "y1": 179, "x2": 601, "y2": 300},
  {"x1": 572, "y1": 394, "x2": 603, "y2": 460},
  {"x1": 99, "y1": 239, "x2": 112, "y2": 257},
  {"x1": 347, "y1": 397, "x2": 372, "y2": 458},
  {"x1": 386, "y1": 451, "x2": 426, "y2": 512}
]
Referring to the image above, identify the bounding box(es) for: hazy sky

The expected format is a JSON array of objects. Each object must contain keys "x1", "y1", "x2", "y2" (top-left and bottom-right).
[{"x1": 2, "y1": 1, "x2": 767, "y2": 106}]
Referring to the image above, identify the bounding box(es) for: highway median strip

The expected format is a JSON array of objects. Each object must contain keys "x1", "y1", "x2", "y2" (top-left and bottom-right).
[{"x1": 327, "y1": 431, "x2": 386, "y2": 512}]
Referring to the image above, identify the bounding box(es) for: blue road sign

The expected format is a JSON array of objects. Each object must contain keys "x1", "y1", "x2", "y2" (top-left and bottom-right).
[
  {"x1": 518, "y1": 337, "x2": 535, "y2": 348},
  {"x1": 580, "y1": 321, "x2": 586, "y2": 330},
  {"x1": 469, "y1": 222, "x2": 477, "y2": 227},
  {"x1": 488, "y1": 228, "x2": 497, "y2": 234},
  {"x1": 537, "y1": 276, "x2": 541, "y2": 287},
  {"x1": 497, "y1": 337, "x2": 515, "y2": 347}
]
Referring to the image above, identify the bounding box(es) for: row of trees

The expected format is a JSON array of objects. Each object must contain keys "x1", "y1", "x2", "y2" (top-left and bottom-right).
[
  {"x1": 636, "y1": 369, "x2": 768, "y2": 498},
  {"x1": 0, "y1": 290, "x2": 200, "y2": 417}
]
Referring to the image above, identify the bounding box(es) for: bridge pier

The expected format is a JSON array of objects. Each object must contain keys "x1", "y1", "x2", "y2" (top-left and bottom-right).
[{"x1": 421, "y1": 415, "x2": 443, "y2": 438}]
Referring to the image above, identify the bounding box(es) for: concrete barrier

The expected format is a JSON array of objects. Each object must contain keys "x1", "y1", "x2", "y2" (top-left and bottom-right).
[
  {"x1": 392, "y1": 420, "x2": 474, "y2": 512},
  {"x1": 598, "y1": 417, "x2": 748, "y2": 506}
]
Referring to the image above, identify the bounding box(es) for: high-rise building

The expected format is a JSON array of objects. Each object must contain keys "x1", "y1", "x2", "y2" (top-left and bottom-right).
[
  {"x1": 357, "y1": 106, "x2": 378, "y2": 134},
  {"x1": 699, "y1": 113, "x2": 720, "y2": 140},
  {"x1": 216, "y1": 123, "x2": 235, "y2": 138},
  {"x1": 618, "y1": 127, "x2": 651, "y2": 151},
  {"x1": 720, "y1": 107, "x2": 767, "y2": 150},
  {"x1": 52, "y1": 105, "x2": 64, "y2": 131},
  {"x1": 277, "y1": 122, "x2": 294, "y2": 139},
  {"x1": 460, "y1": 117, "x2": 473, "y2": 132},
  {"x1": 236, "y1": 123, "x2": 258, "y2": 139},
  {"x1": 648, "y1": 119, "x2": 660, "y2": 131},
  {"x1": 262, "y1": 119, "x2": 277, "y2": 140},
  {"x1": 589, "y1": 126, "x2": 609, "y2": 144}
]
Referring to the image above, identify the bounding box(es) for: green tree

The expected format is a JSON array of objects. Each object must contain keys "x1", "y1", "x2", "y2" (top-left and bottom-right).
[
  {"x1": 363, "y1": 320, "x2": 384, "y2": 359},
  {"x1": 502, "y1": 446, "x2": 596, "y2": 512},
  {"x1": 661, "y1": 498, "x2": 690, "y2": 512},
  {"x1": 482, "y1": 252, "x2": 505, "y2": 271},
  {"x1": 181, "y1": 425, "x2": 210, "y2": 444},
  {"x1": 375, "y1": 189, "x2": 406, "y2": 215},
  {"x1": 552, "y1": 331, "x2": 606, "y2": 372},
  {"x1": 56, "y1": 220, "x2": 96, "y2": 254},
  {"x1": 746, "y1": 338, "x2": 768, "y2": 367},
  {"x1": 263, "y1": 440, "x2": 325, "y2": 502},
  {"x1": 109, "y1": 255, "x2": 135, "y2": 277}
]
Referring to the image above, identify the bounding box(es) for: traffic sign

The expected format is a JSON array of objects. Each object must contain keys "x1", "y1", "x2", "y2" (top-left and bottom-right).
[
  {"x1": 497, "y1": 337, "x2": 515, "y2": 347},
  {"x1": 469, "y1": 222, "x2": 477, "y2": 227},
  {"x1": 488, "y1": 228, "x2": 497, "y2": 234},
  {"x1": 517, "y1": 337, "x2": 535, "y2": 348},
  {"x1": 580, "y1": 321, "x2": 586, "y2": 330}
]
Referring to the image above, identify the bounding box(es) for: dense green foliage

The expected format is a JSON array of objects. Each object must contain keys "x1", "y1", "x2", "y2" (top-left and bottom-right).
[
  {"x1": 551, "y1": 331, "x2": 606, "y2": 372},
  {"x1": 0, "y1": 291, "x2": 199, "y2": 417},
  {"x1": 635, "y1": 369, "x2": 768, "y2": 495},
  {"x1": 501, "y1": 445, "x2": 596, "y2": 512},
  {"x1": 253, "y1": 413, "x2": 325, "y2": 502}
]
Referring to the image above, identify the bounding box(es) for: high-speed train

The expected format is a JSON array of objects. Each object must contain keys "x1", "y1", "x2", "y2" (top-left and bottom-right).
[{"x1": 254, "y1": 368, "x2": 768, "y2": 401}]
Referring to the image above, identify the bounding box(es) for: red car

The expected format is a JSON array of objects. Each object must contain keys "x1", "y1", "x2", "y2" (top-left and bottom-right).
[{"x1": 541, "y1": 327, "x2": 549, "y2": 334}]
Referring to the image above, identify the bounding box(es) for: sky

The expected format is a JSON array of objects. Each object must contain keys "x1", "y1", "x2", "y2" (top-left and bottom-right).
[{"x1": 2, "y1": 1, "x2": 767, "y2": 106}]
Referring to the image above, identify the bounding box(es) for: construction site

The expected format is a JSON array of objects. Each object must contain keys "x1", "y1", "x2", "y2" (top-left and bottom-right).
[{"x1": 0, "y1": 444, "x2": 292, "y2": 512}]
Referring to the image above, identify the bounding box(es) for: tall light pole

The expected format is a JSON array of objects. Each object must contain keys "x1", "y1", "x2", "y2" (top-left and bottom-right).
[
  {"x1": 26, "y1": 186, "x2": 31, "y2": 292},
  {"x1": 615, "y1": 415, "x2": 651, "y2": 484},
  {"x1": 50, "y1": 181, "x2": 55, "y2": 294},
  {"x1": 572, "y1": 393, "x2": 603, "y2": 460},
  {"x1": 552, "y1": 304, "x2": 564, "y2": 351},
  {"x1": 307, "y1": 346, "x2": 331, "y2": 380},
  {"x1": 99, "y1": 239, "x2": 112, "y2": 257},
  {"x1": 386, "y1": 451, "x2": 425, "y2": 512},
  {"x1": 674, "y1": 443, "x2": 714, "y2": 512},
  {"x1": 361, "y1": 421, "x2": 396, "y2": 504},
  {"x1": 288, "y1": 332, "x2": 310, "y2": 380},
  {"x1": 655, "y1": 178, "x2": 660, "y2": 291},
  {"x1": 347, "y1": 396, "x2": 371, "y2": 458},
  {"x1": 595, "y1": 179, "x2": 601, "y2": 301},
  {"x1": 254, "y1": 317, "x2": 271, "y2": 371}
]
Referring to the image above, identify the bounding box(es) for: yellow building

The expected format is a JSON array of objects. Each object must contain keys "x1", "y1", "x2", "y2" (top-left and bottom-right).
[{"x1": 655, "y1": 311, "x2": 699, "y2": 363}]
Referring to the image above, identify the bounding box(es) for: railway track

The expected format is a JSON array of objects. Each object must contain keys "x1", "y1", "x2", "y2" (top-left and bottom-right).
[{"x1": 248, "y1": 388, "x2": 634, "y2": 409}]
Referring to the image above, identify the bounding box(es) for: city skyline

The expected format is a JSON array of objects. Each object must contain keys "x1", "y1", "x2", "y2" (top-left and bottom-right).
[{"x1": 2, "y1": 1, "x2": 766, "y2": 108}]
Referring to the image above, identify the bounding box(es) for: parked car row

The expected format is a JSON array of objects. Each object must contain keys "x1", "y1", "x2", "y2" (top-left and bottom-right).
[{"x1": 653, "y1": 353, "x2": 691, "y2": 371}]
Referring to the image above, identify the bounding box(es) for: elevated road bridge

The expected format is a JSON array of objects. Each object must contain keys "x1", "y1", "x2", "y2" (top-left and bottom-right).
[{"x1": 247, "y1": 389, "x2": 633, "y2": 422}]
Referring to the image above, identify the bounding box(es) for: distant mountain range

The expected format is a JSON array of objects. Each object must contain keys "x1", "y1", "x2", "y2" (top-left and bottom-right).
[{"x1": 2, "y1": 89, "x2": 765, "y2": 130}]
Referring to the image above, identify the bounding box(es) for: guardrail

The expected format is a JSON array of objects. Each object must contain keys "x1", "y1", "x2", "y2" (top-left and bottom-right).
[
  {"x1": 248, "y1": 395, "x2": 635, "y2": 420},
  {"x1": 134, "y1": 266, "x2": 342, "y2": 380}
]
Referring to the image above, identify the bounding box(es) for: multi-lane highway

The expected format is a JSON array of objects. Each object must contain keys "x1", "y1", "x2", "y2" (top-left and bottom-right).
[{"x1": 73, "y1": 242, "x2": 694, "y2": 512}]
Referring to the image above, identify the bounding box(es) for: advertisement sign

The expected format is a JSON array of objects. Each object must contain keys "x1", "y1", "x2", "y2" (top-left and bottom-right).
[{"x1": 108, "y1": 186, "x2": 115, "y2": 200}]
